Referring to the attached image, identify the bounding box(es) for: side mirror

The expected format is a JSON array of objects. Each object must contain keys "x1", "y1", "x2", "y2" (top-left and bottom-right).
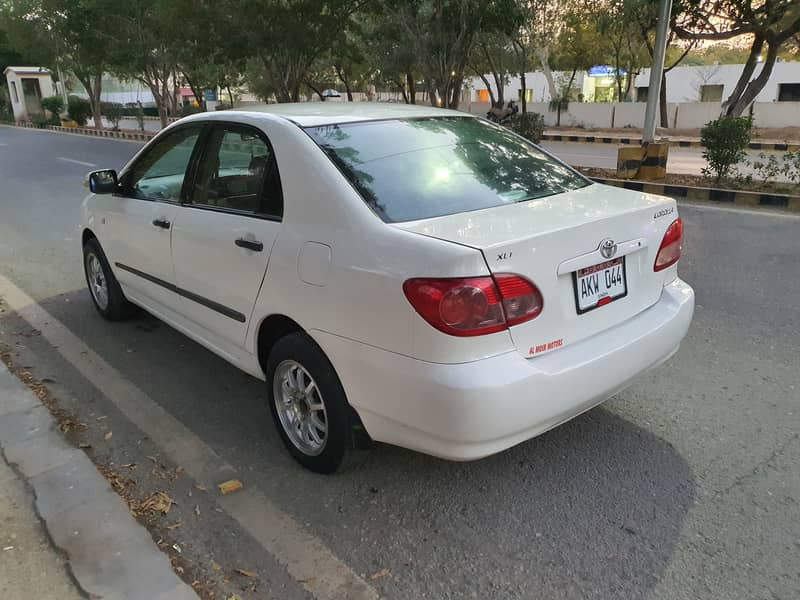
[{"x1": 87, "y1": 169, "x2": 118, "y2": 194}]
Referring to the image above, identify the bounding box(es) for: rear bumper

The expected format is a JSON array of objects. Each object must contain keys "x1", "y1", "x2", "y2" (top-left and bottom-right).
[{"x1": 314, "y1": 278, "x2": 694, "y2": 461}]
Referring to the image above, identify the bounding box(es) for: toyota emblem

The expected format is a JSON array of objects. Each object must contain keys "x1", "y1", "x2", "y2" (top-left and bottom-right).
[{"x1": 599, "y1": 238, "x2": 617, "y2": 259}]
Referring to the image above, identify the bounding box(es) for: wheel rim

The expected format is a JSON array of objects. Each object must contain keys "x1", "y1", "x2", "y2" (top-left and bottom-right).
[
  {"x1": 273, "y1": 360, "x2": 328, "y2": 456},
  {"x1": 86, "y1": 253, "x2": 109, "y2": 310}
]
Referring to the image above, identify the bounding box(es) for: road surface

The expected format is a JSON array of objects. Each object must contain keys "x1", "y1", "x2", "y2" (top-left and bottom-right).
[{"x1": 1, "y1": 125, "x2": 798, "y2": 600}]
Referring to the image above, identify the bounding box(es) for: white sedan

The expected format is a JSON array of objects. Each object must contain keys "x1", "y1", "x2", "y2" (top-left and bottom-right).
[{"x1": 81, "y1": 103, "x2": 694, "y2": 473}]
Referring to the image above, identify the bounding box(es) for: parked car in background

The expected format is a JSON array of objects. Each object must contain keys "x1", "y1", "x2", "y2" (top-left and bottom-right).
[{"x1": 81, "y1": 103, "x2": 694, "y2": 473}]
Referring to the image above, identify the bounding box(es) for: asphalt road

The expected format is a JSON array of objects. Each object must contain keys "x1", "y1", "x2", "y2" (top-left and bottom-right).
[{"x1": 1, "y1": 125, "x2": 799, "y2": 600}]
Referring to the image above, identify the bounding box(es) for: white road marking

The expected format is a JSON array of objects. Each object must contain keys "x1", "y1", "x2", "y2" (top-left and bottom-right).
[
  {"x1": 679, "y1": 201, "x2": 800, "y2": 219},
  {"x1": 0, "y1": 274, "x2": 379, "y2": 600},
  {"x1": 56, "y1": 157, "x2": 97, "y2": 167}
]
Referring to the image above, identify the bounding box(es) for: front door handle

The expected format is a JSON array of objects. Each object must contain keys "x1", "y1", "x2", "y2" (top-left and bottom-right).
[
  {"x1": 235, "y1": 238, "x2": 264, "y2": 252},
  {"x1": 152, "y1": 218, "x2": 171, "y2": 229}
]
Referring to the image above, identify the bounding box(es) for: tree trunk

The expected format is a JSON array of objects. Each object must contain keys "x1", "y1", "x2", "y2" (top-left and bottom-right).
[
  {"x1": 520, "y1": 71, "x2": 527, "y2": 114},
  {"x1": 536, "y1": 48, "x2": 558, "y2": 102},
  {"x1": 723, "y1": 35, "x2": 764, "y2": 116},
  {"x1": 183, "y1": 73, "x2": 206, "y2": 111},
  {"x1": 334, "y1": 66, "x2": 353, "y2": 101},
  {"x1": 406, "y1": 72, "x2": 416, "y2": 104},
  {"x1": 476, "y1": 72, "x2": 497, "y2": 107},
  {"x1": 728, "y1": 41, "x2": 779, "y2": 116},
  {"x1": 481, "y1": 41, "x2": 504, "y2": 105},
  {"x1": 448, "y1": 74, "x2": 463, "y2": 110},
  {"x1": 76, "y1": 73, "x2": 104, "y2": 130},
  {"x1": 306, "y1": 82, "x2": 326, "y2": 101},
  {"x1": 395, "y1": 79, "x2": 409, "y2": 104},
  {"x1": 659, "y1": 71, "x2": 668, "y2": 128}
]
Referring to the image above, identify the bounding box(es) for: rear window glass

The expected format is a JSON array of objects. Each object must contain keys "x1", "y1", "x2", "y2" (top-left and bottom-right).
[{"x1": 305, "y1": 117, "x2": 590, "y2": 223}]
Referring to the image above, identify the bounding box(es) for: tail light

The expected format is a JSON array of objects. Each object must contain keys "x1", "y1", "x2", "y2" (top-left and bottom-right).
[
  {"x1": 654, "y1": 218, "x2": 683, "y2": 272},
  {"x1": 403, "y1": 274, "x2": 543, "y2": 337}
]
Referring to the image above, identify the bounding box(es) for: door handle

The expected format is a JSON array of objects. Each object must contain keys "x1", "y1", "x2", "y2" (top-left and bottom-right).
[
  {"x1": 235, "y1": 238, "x2": 264, "y2": 252},
  {"x1": 152, "y1": 218, "x2": 171, "y2": 229}
]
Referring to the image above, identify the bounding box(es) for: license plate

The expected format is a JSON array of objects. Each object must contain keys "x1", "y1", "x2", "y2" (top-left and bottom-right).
[{"x1": 573, "y1": 257, "x2": 627, "y2": 314}]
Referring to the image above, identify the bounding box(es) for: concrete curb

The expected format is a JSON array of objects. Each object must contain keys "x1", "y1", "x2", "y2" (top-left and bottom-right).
[
  {"x1": 590, "y1": 176, "x2": 800, "y2": 211},
  {"x1": 12, "y1": 121, "x2": 157, "y2": 141},
  {"x1": 0, "y1": 363, "x2": 198, "y2": 600},
  {"x1": 542, "y1": 132, "x2": 800, "y2": 152}
]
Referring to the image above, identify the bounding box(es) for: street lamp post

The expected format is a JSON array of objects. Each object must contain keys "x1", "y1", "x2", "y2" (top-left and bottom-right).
[{"x1": 642, "y1": 0, "x2": 673, "y2": 143}]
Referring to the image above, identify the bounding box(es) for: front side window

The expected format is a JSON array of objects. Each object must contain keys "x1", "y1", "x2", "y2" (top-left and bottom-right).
[
  {"x1": 190, "y1": 126, "x2": 283, "y2": 218},
  {"x1": 126, "y1": 126, "x2": 202, "y2": 202},
  {"x1": 10, "y1": 81, "x2": 18, "y2": 103},
  {"x1": 306, "y1": 117, "x2": 589, "y2": 223}
]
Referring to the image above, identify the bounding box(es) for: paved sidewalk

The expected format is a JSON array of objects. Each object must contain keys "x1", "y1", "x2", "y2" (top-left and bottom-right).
[
  {"x1": 0, "y1": 362, "x2": 198, "y2": 600},
  {"x1": 0, "y1": 454, "x2": 83, "y2": 600}
]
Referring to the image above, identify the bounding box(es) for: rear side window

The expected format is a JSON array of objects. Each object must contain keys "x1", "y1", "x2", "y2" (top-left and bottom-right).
[{"x1": 305, "y1": 117, "x2": 589, "y2": 223}]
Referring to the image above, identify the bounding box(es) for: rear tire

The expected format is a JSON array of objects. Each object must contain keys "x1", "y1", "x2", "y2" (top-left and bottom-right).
[
  {"x1": 83, "y1": 238, "x2": 137, "y2": 321},
  {"x1": 266, "y1": 332, "x2": 369, "y2": 473}
]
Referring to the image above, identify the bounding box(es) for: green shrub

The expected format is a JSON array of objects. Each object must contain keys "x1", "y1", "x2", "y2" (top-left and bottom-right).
[
  {"x1": 41, "y1": 95, "x2": 64, "y2": 116},
  {"x1": 102, "y1": 101, "x2": 124, "y2": 130},
  {"x1": 700, "y1": 116, "x2": 752, "y2": 183},
  {"x1": 509, "y1": 112, "x2": 545, "y2": 143},
  {"x1": 67, "y1": 95, "x2": 92, "y2": 126},
  {"x1": 31, "y1": 113, "x2": 52, "y2": 128}
]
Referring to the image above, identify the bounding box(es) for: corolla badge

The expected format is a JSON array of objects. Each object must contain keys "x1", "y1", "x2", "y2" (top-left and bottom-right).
[{"x1": 599, "y1": 238, "x2": 617, "y2": 259}]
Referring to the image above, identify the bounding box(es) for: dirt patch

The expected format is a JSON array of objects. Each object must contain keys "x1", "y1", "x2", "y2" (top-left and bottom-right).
[{"x1": 577, "y1": 166, "x2": 800, "y2": 196}]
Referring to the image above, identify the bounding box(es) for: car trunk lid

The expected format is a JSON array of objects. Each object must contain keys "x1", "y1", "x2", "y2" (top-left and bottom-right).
[{"x1": 393, "y1": 183, "x2": 679, "y2": 357}]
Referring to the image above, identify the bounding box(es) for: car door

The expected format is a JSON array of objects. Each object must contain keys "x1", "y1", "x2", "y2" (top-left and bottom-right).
[
  {"x1": 170, "y1": 122, "x2": 283, "y2": 349},
  {"x1": 104, "y1": 125, "x2": 204, "y2": 313}
]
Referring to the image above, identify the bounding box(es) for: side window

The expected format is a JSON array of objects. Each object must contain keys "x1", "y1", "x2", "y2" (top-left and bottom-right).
[
  {"x1": 125, "y1": 127, "x2": 202, "y2": 202},
  {"x1": 190, "y1": 126, "x2": 283, "y2": 218}
]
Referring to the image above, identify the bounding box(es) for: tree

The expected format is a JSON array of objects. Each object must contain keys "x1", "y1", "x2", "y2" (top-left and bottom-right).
[
  {"x1": 380, "y1": 0, "x2": 518, "y2": 109},
  {"x1": 231, "y1": 0, "x2": 363, "y2": 103},
  {"x1": 550, "y1": 7, "x2": 606, "y2": 124},
  {"x1": 674, "y1": 0, "x2": 800, "y2": 116},
  {"x1": 360, "y1": 11, "x2": 420, "y2": 103},
  {"x1": 0, "y1": 0, "x2": 111, "y2": 129},
  {"x1": 468, "y1": 33, "x2": 515, "y2": 107}
]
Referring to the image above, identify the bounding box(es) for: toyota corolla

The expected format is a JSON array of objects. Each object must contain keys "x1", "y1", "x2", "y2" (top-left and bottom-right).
[{"x1": 80, "y1": 103, "x2": 694, "y2": 473}]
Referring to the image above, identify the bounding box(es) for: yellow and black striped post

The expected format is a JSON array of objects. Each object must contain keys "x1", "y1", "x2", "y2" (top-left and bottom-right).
[{"x1": 637, "y1": 142, "x2": 669, "y2": 180}]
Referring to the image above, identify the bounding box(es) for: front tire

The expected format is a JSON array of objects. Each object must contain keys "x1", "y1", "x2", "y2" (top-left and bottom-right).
[
  {"x1": 266, "y1": 332, "x2": 368, "y2": 473},
  {"x1": 83, "y1": 238, "x2": 136, "y2": 321}
]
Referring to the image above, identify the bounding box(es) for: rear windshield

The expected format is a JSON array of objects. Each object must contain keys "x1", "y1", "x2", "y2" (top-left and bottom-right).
[{"x1": 305, "y1": 117, "x2": 590, "y2": 223}]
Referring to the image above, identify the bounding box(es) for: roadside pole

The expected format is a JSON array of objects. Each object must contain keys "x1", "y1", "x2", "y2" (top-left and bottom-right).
[
  {"x1": 618, "y1": 0, "x2": 672, "y2": 180},
  {"x1": 642, "y1": 0, "x2": 673, "y2": 143}
]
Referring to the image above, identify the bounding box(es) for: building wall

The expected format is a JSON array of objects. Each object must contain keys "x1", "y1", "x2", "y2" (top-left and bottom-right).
[
  {"x1": 470, "y1": 62, "x2": 800, "y2": 105},
  {"x1": 4, "y1": 69, "x2": 55, "y2": 121}
]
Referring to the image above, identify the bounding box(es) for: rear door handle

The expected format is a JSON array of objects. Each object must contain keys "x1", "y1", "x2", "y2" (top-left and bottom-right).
[
  {"x1": 152, "y1": 218, "x2": 171, "y2": 229},
  {"x1": 235, "y1": 238, "x2": 263, "y2": 252}
]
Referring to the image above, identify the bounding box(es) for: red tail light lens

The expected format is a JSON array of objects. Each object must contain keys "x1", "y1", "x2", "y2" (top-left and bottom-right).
[
  {"x1": 495, "y1": 274, "x2": 544, "y2": 326},
  {"x1": 403, "y1": 274, "x2": 543, "y2": 337},
  {"x1": 654, "y1": 218, "x2": 683, "y2": 272}
]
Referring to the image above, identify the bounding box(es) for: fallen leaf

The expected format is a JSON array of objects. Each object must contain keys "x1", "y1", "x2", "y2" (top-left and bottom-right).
[
  {"x1": 217, "y1": 479, "x2": 243, "y2": 495},
  {"x1": 194, "y1": 505, "x2": 200, "y2": 517},
  {"x1": 172, "y1": 543, "x2": 182, "y2": 553},
  {"x1": 139, "y1": 491, "x2": 174, "y2": 514},
  {"x1": 235, "y1": 568, "x2": 257, "y2": 578},
  {"x1": 78, "y1": 443, "x2": 92, "y2": 449},
  {"x1": 2, "y1": 546, "x2": 13, "y2": 551},
  {"x1": 195, "y1": 483, "x2": 207, "y2": 491},
  {"x1": 120, "y1": 463, "x2": 137, "y2": 469},
  {"x1": 211, "y1": 561, "x2": 222, "y2": 571},
  {"x1": 104, "y1": 431, "x2": 113, "y2": 441},
  {"x1": 166, "y1": 521, "x2": 182, "y2": 530},
  {"x1": 369, "y1": 568, "x2": 391, "y2": 580},
  {"x1": 227, "y1": 595, "x2": 241, "y2": 600},
  {"x1": 175, "y1": 566, "x2": 184, "y2": 574},
  {"x1": 96, "y1": 415, "x2": 108, "y2": 421}
]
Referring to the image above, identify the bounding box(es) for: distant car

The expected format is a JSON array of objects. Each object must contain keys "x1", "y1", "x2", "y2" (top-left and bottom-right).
[{"x1": 80, "y1": 103, "x2": 694, "y2": 473}]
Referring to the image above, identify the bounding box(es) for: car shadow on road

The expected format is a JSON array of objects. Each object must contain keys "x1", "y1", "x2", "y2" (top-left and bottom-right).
[{"x1": 17, "y1": 288, "x2": 696, "y2": 600}]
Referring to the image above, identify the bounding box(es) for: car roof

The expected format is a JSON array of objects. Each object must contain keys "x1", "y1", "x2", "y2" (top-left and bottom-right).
[{"x1": 225, "y1": 102, "x2": 472, "y2": 127}]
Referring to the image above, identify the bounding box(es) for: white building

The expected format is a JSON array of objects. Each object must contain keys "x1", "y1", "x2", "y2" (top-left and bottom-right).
[
  {"x1": 467, "y1": 61, "x2": 800, "y2": 129},
  {"x1": 3, "y1": 66, "x2": 56, "y2": 122},
  {"x1": 469, "y1": 61, "x2": 800, "y2": 105}
]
